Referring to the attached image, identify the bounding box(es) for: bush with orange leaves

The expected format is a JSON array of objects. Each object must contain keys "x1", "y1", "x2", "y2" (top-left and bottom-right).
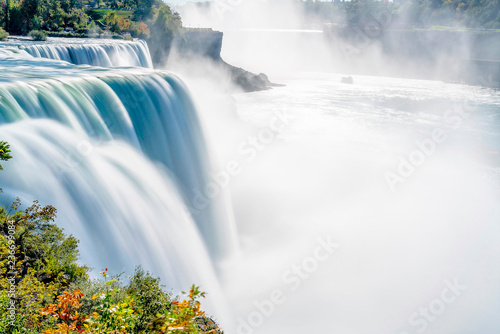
[
  {"x1": 146, "y1": 285, "x2": 222, "y2": 334},
  {"x1": 37, "y1": 271, "x2": 223, "y2": 334},
  {"x1": 40, "y1": 289, "x2": 86, "y2": 334}
]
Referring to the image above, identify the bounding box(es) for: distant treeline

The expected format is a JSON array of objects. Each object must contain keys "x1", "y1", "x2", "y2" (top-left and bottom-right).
[{"x1": 302, "y1": 0, "x2": 500, "y2": 30}]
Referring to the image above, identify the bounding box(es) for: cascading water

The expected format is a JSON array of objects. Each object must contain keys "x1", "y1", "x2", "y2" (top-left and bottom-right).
[
  {"x1": 3, "y1": 38, "x2": 153, "y2": 68},
  {"x1": 0, "y1": 120, "x2": 218, "y2": 290},
  {"x1": 0, "y1": 40, "x2": 235, "y2": 319}
]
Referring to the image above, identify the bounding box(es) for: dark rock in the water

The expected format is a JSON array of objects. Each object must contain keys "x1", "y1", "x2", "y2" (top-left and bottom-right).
[
  {"x1": 225, "y1": 63, "x2": 283, "y2": 92},
  {"x1": 341, "y1": 76, "x2": 354, "y2": 84}
]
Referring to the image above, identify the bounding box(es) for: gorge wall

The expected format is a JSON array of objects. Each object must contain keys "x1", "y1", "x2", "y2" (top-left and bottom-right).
[{"x1": 149, "y1": 28, "x2": 276, "y2": 92}]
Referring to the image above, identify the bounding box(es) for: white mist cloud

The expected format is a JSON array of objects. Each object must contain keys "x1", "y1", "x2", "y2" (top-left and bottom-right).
[{"x1": 165, "y1": 2, "x2": 499, "y2": 333}]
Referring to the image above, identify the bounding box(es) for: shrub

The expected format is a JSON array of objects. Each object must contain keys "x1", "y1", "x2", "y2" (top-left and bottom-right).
[
  {"x1": 83, "y1": 270, "x2": 138, "y2": 333},
  {"x1": 40, "y1": 289, "x2": 87, "y2": 333},
  {"x1": 41, "y1": 273, "x2": 223, "y2": 333},
  {"x1": 0, "y1": 28, "x2": 8, "y2": 41},
  {"x1": 126, "y1": 266, "x2": 172, "y2": 332},
  {"x1": 146, "y1": 285, "x2": 224, "y2": 333},
  {"x1": 70, "y1": 270, "x2": 127, "y2": 316},
  {"x1": 0, "y1": 141, "x2": 11, "y2": 170},
  {"x1": 28, "y1": 30, "x2": 48, "y2": 41}
]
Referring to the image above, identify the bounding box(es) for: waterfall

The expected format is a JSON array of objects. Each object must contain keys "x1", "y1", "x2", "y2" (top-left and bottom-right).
[
  {"x1": 0, "y1": 40, "x2": 236, "y2": 318},
  {"x1": 0, "y1": 120, "x2": 218, "y2": 290},
  {"x1": 3, "y1": 38, "x2": 153, "y2": 68}
]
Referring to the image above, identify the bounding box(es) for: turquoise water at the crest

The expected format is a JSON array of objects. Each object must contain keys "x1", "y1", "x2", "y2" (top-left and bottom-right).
[{"x1": 2, "y1": 37, "x2": 153, "y2": 68}]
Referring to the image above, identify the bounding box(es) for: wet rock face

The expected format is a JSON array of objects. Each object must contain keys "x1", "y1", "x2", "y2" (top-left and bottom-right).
[
  {"x1": 227, "y1": 64, "x2": 276, "y2": 92},
  {"x1": 173, "y1": 29, "x2": 224, "y2": 61},
  {"x1": 151, "y1": 28, "x2": 279, "y2": 92}
]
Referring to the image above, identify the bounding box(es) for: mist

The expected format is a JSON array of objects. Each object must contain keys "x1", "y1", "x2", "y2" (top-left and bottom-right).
[
  {"x1": 164, "y1": 1, "x2": 500, "y2": 333},
  {"x1": 174, "y1": 0, "x2": 499, "y2": 84}
]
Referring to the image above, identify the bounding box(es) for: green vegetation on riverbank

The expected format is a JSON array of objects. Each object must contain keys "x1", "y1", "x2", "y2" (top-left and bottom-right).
[
  {"x1": 88, "y1": 9, "x2": 133, "y2": 22},
  {"x1": 0, "y1": 0, "x2": 181, "y2": 41}
]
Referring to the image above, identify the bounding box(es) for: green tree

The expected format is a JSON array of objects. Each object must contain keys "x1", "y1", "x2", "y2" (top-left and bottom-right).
[
  {"x1": 7, "y1": 4, "x2": 25, "y2": 35},
  {"x1": 151, "y1": 6, "x2": 182, "y2": 42},
  {"x1": 103, "y1": 11, "x2": 119, "y2": 32},
  {"x1": 0, "y1": 198, "x2": 88, "y2": 332},
  {"x1": 3, "y1": 0, "x2": 10, "y2": 32},
  {"x1": 0, "y1": 141, "x2": 11, "y2": 171},
  {"x1": 20, "y1": 0, "x2": 39, "y2": 31},
  {"x1": 126, "y1": 266, "x2": 172, "y2": 332},
  {"x1": 67, "y1": 8, "x2": 88, "y2": 30},
  {"x1": 1, "y1": 199, "x2": 88, "y2": 286},
  {"x1": 0, "y1": 141, "x2": 11, "y2": 194}
]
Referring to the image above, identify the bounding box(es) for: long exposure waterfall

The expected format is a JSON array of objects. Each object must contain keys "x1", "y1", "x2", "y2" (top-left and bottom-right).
[
  {"x1": 0, "y1": 39, "x2": 235, "y2": 317},
  {"x1": 3, "y1": 38, "x2": 153, "y2": 67},
  {"x1": 2, "y1": 29, "x2": 498, "y2": 333}
]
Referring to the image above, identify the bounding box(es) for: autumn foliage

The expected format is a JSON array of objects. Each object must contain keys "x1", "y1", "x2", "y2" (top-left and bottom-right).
[
  {"x1": 0, "y1": 200, "x2": 223, "y2": 334},
  {"x1": 40, "y1": 289, "x2": 86, "y2": 333}
]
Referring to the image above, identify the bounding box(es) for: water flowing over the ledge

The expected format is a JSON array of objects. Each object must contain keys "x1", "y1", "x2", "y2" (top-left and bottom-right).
[
  {"x1": 0, "y1": 40, "x2": 236, "y2": 316},
  {"x1": 0, "y1": 120, "x2": 220, "y2": 292},
  {"x1": 2, "y1": 38, "x2": 153, "y2": 68}
]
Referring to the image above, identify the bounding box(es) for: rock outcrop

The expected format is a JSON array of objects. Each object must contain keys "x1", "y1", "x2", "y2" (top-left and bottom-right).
[{"x1": 149, "y1": 28, "x2": 280, "y2": 92}]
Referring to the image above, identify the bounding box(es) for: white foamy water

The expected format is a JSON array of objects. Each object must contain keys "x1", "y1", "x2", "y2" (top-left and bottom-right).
[{"x1": 208, "y1": 73, "x2": 500, "y2": 333}]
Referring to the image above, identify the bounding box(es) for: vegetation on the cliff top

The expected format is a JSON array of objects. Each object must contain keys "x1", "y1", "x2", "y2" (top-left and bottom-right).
[
  {"x1": 0, "y1": 0, "x2": 182, "y2": 40},
  {"x1": 0, "y1": 142, "x2": 223, "y2": 333}
]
